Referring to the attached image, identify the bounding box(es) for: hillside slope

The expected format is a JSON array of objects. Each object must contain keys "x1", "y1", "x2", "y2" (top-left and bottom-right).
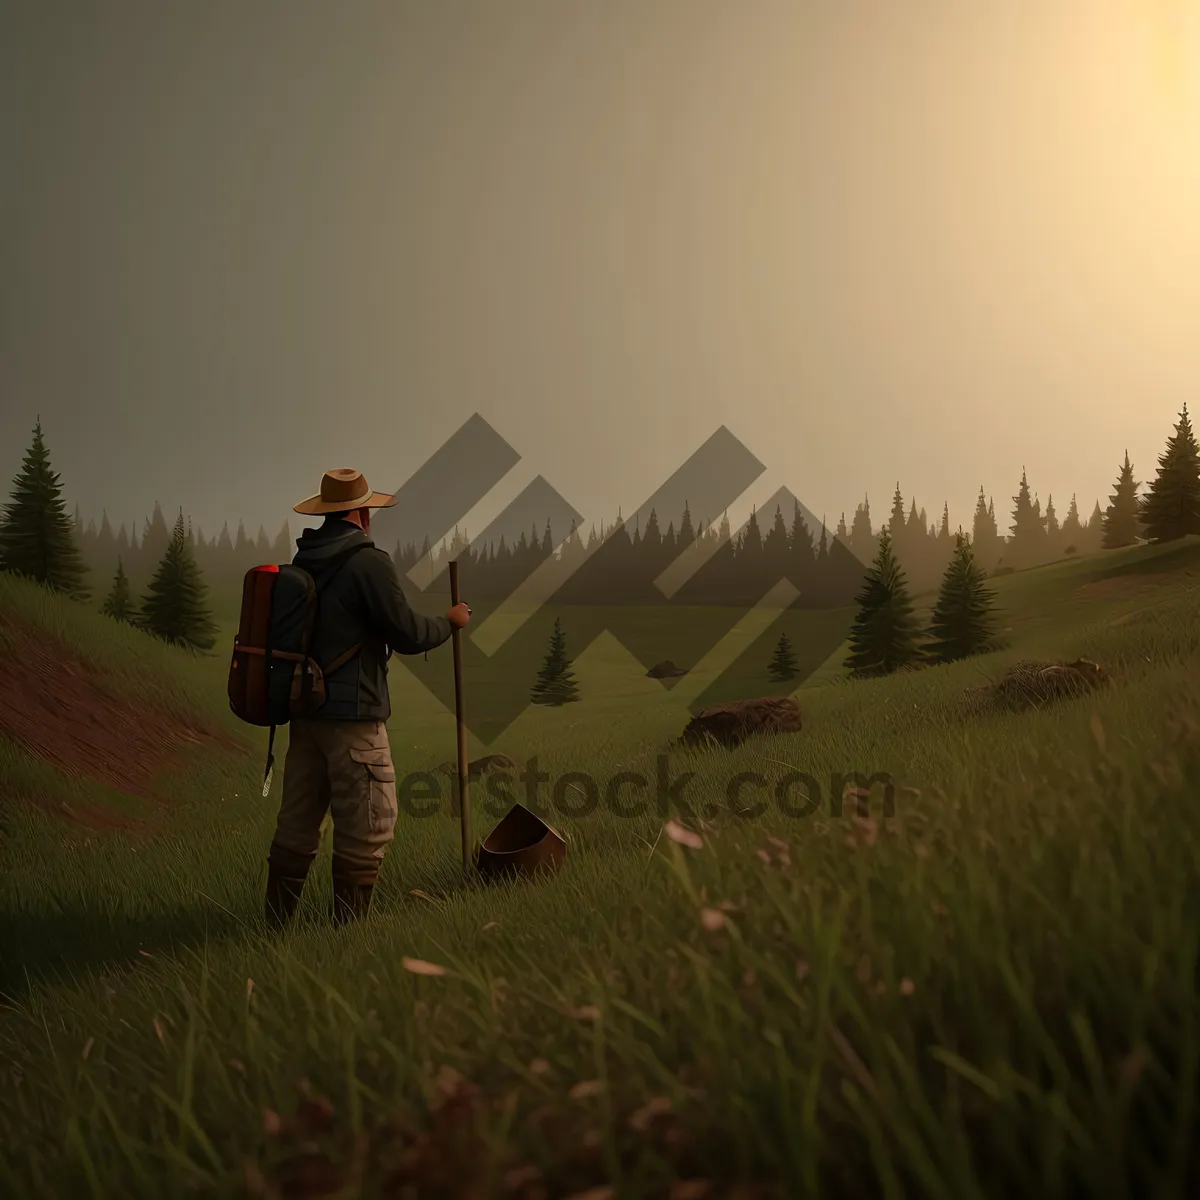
[
  {"x1": 0, "y1": 573, "x2": 252, "y2": 832},
  {"x1": 1, "y1": 541, "x2": 1199, "y2": 1196}
]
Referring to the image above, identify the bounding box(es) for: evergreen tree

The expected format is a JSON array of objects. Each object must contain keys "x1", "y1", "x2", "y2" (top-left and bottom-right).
[
  {"x1": 764, "y1": 504, "x2": 789, "y2": 571},
  {"x1": 1141, "y1": 404, "x2": 1200, "y2": 543},
  {"x1": 140, "y1": 503, "x2": 171, "y2": 571},
  {"x1": 140, "y1": 512, "x2": 218, "y2": 650},
  {"x1": 234, "y1": 520, "x2": 251, "y2": 564},
  {"x1": 678, "y1": 503, "x2": 695, "y2": 549},
  {"x1": 888, "y1": 484, "x2": 907, "y2": 552},
  {"x1": 529, "y1": 617, "x2": 580, "y2": 705},
  {"x1": 561, "y1": 518, "x2": 585, "y2": 567},
  {"x1": 789, "y1": 502, "x2": 815, "y2": 561},
  {"x1": 1086, "y1": 500, "x2": 1104, "y2": 550},
  {"x1": 96, "y1": 509, "x2": 116, "y2": 569},
  {"x1": 1008, "y1": 468, "x2": 1043, "y2": 566},
  {"x1": 844, "y1": 529, "x2": 920, "y2": 677},
  {"x1": 0, "y1": 420, "x2": 90, "y2": 599},
  {"x1": 640, "y1": 509, "x2": 661, "y2": 555},
  {"x1": 850, "y1": 497, "x2": 873, "y2": 560},
  {"x1": 1102, "y1": 452, "x2": 1141, "y2": 548},
  {"x1": 925, "y1": 533, "x2": 998, "y2": 662},
  {"x1": 101, "y1": 556, "x2": 139, "y2": 623},
  {"x1": 739, "y1": 507, "x2": 764, "y2": 564},
  {"x1": 767, "y1": 631, "x2": 800, "y2": 682},
  {"x1": 938, "y1": 502, "x2": 951, "y2": 544},
  {"x1": 907, "y1": 499, "x2": 923, "y2": 539},
  {"x1": 1044, "y1": 495, "x2": 1058, "y2": 538},
  {"x1": 272, "y1": 519, "x2": 293, "y2": 561},
  {"x1": 1060, "y1": 494, "x2": 1083, "y2": 552}
]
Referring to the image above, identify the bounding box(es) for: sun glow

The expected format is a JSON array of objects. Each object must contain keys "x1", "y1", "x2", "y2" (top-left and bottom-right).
[{"x1": 1137, "y1": 0, "x2": 1198, "y2": 103}]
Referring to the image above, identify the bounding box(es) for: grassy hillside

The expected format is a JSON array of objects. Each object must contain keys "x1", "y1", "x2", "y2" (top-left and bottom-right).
[{"x1": 1, "y1": 541, "x2": 1199, "y2": 1197}]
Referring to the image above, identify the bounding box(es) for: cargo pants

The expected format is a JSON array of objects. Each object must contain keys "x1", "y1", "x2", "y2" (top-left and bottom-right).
[{"x1": 271, "y1": 718, "x2": 399, "y2": 872}]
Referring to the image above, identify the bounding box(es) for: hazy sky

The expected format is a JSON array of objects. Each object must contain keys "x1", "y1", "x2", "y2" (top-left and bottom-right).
[{"x1": 3, "y1": 0, "x2": 1198, "y2": 546}]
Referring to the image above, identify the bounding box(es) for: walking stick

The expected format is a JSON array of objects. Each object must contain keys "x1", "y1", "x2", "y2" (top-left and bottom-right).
[{"x1": 448, "y1": 560, "x2": 472, "y2": 872}]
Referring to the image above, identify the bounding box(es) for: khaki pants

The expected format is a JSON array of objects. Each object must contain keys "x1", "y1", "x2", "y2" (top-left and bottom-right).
[{"x1": 272, "y1": 718, "x2": 398, "y2": 868}]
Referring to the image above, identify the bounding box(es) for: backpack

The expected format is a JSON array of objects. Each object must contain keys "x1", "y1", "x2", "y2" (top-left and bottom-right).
[{"x1": 227, "y1": 542, "x2": 373, "y2": 796}]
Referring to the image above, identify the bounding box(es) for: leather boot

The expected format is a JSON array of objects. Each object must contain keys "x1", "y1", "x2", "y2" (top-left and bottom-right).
[
  {"x1": 265, "y1": 842, "x2": 315, "y2": 928},
  {"x1": 331, "y1": 854, "x2": 379, "y2": 924}
]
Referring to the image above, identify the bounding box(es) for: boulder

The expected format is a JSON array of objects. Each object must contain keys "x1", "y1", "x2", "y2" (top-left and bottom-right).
[
  {"x1": 679, "y1": 696, "x2": 802, "y2": 748},
  {"x1": 984, "y1": 658, "x2": 1110, "y2": 712},
  {"x1": 647, "y1": 660, "x2": 688, "y2": 679}
]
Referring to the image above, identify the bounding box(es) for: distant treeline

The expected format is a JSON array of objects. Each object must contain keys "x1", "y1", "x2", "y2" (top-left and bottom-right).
[{"x1": 72, "y1": 465, "x2": 1117, "y2": 607}]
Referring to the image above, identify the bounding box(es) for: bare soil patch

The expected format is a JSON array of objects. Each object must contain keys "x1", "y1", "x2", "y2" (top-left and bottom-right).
[{"x1": 0, "y1": 621, "x2": 242, "y2": 831}]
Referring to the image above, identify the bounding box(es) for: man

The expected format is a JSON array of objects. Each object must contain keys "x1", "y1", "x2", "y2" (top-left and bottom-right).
[{"x1": 264, "y1": 468, "x2": 471, "y2": 927}]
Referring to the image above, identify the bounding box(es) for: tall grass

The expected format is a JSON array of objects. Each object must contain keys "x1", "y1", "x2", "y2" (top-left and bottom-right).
[{"x1": 1, "y1": 544, "x2": 1198, "y2": 1196}]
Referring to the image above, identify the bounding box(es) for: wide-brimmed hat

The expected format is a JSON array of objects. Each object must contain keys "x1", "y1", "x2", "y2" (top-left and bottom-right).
[{"x1": 293, "y1": 469, "x2": 398, "y2": 516}]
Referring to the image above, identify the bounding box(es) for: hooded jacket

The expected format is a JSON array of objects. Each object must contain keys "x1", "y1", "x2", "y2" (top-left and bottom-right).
[{"x1": 292, "y1": 519, "x2": 453, "y2": 721}]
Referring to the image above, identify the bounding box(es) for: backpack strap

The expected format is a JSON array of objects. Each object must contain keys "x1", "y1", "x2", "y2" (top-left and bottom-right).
[
  {"x1": 262, "y1": 724, "x2": 277, "y2": 797},
  {"x1": 322, "y1": 641, "x2": 364, "y2": 675},
  {"x1": 300, "y1": 542, "x2": 375, "y2": 656},
  {"x1": 302, "y1": 540, "x2": 378, "y2": 677}
]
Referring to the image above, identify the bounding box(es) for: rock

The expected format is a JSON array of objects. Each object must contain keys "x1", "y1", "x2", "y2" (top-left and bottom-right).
[
  {"x1": 679, "y1": 696, "x2": 802, "y2": 748},
  {"x1": 986, "y1": 658, "x2": 1110, "y2": 712},
  {"x1": 647, "y1": 659, "x2": 688, "y2": 679}
]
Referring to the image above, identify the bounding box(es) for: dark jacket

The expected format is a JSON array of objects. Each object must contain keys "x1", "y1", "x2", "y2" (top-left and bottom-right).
[{"x1": 293, "y1": 520, "x2": 453, "y2": 721}]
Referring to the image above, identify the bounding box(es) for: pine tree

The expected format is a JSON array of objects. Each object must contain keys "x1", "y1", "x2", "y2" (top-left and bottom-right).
[
  {"x1": 971, "y1": 487, "x2": 991, "y2": 554},
  {"x1": 678, "y1": 503, "x2": 695, "y2": 549},
  {"x1": 740, "y1": 507, "x2": 763, "y2": 560},
  {"x1": 789, "y1": 502, "x2": 815, "y2": 563},
  {"x1": 850, "y1": 497, "x2": 873, "y2": 560},
  {"x1": 764, "y1": 504, "x2": 789, "y2": 569},
  {"x1": 925, "y1": 533, "x2": 998, "y2": 662},
  {"x1": 888, "y1": 484, "x2": 907, "y2": 553},
  {"x1": 938, "y1": 502, "x2": 951, "y2": 544},
  {"x1": 529, "y1": 617, "x2": 580, "y2": 705},
  {"x1": 1086, "y1": 500, "x2": 1104, "y2": 550},
  {"x1": 1141, "y1": 404, "x2": 1200, "y2": 543},
  {"x1": 816, "y1": 518, "x2": 829, "y2": 573},
  {"x1": 1042, "y1": 494, "x2": 1060, "y2": 557},
  {"x1": 1008, "y1": 468, "x2": 1043, "y2": 566},
  {"x1": 101, "y1": 557, "x2": 139, "y2": 623},
  {"x1": 1102, "y1": 452, "x2": 1141, "y2": 549},
  {"x1": 141, "y1": 503, "x2": 171, "y2": 571},
  {"x1": 0, "y1": 420, "x2": 90, "y2": 599},
  {"x1": 1059, "y1": 494, "x2": 1082, "y2": 553},
  {"x1": 140, "y1": 512, "x2": 218, "y2": 650},
  {"x1": 844, "y1": 529, "x2": 920, "y2": 677},
  {"x1": 767, "y1": 631, "x2": 800, "y2": 682}
]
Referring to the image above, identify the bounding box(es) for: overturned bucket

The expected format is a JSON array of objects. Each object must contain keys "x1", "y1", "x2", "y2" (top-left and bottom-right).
[{"x1": 476, "y1": 803, "x2": 567, "y2": 881}]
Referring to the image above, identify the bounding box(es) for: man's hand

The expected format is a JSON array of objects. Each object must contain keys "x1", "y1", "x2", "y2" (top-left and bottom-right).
[{"x1": 448, "y1": 602, "x2": 472, "y2": 629}]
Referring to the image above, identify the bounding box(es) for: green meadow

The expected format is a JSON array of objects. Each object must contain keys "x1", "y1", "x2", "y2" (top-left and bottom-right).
[{"x1": 1, "y1": 540, "x2": 1199, "y2": 1197}]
